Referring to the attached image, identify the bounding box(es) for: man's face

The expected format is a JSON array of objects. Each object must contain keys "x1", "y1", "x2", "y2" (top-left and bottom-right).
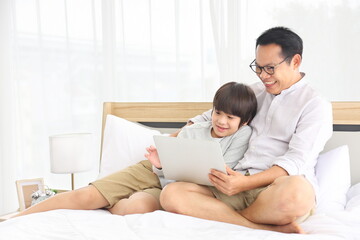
[{"x1": 255, "y1": 44, "x2": 297, "y2": 95}]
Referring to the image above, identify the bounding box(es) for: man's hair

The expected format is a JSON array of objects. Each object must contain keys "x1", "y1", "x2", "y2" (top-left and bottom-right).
[
  {"x1": 256, "y1": 26, "x2": 303, "y2": 62},
  {"x1": 213, "y1": 82, "x2": 257, "y2": 126}
]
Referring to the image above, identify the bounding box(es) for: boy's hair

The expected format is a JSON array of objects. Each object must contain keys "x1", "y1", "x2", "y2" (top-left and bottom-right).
[
  {"x1": 256, "y1": 26, "x2": 303, "y2": 63},
  {"x1": 213, "y1": 82, "x2": 257, "y2": 126}
]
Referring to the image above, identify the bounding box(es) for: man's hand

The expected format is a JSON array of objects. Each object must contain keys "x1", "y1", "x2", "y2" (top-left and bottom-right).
[
  {"x1": 209, "y1": 166, "x2": 249, "y2": 196},
  {"x1": 144, "y1": 145, "x2": 162, "y2": 169},
  {"x1": 169, "y1": 121, "x2": 194, "y2": 137}
]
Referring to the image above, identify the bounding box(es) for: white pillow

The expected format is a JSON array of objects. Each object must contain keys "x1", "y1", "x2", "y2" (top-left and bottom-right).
[
  {"x1": 346, "y1": 182, "x2": 360, "y2": 212},
  {"x1": 99, "y1": 115, "x2": 352, "y2": 213},
  {"x1": 315, "y1": 145, "x2": 351, "y2": 213},
  {"x1": 98, "y1": 115, "x2": 161, "y2": 179}
]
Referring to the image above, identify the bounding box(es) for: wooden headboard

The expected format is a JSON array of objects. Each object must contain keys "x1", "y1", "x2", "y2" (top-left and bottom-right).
[
  {"x1": 102, "y1": 101, "x2": 360, "y2": 129},
  {"x1": 101, "y1": 101, "x2": 360, "y2": 184}
]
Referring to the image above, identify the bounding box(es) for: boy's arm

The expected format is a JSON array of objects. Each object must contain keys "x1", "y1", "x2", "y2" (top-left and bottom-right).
[
  {"x1": 144, "y1": 146, "x2": 165, "y2": 177},
  {"x1": 222, "y1": 126, "x2": 252, "y2": 169}
]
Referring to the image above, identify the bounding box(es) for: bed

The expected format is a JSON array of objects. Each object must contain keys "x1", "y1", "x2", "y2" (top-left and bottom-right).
[{"x1": 1, "y1": 102, "x2": 360, "y2": 240}]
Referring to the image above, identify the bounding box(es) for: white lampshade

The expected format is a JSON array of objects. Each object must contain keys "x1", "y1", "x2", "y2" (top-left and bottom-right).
[{"x1": 49, "y1": 133, "x2": 93, "y2": 174}]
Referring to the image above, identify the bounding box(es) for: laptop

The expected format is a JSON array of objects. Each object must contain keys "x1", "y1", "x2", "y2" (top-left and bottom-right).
[{"x1": 153, "y1": 135, "x2": 227, "y2": 186}]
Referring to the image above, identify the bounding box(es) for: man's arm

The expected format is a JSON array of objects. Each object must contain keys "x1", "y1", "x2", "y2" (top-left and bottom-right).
[
  {"x1": 170, "y1": 109, "x2": 212, "y2": 137},
  {"x1": 209, "y1": 165, "x2": 287, "y2": 196},
  {"x1": 270, "y1": 98, "x2": 333, "y2": 176},
  {"x1": 169, "y1": 121, "x2": 193, "y2": 137},
  {"x1": 207, "y1": 114, "x2": 288, "y2": 194},
  {"x1": 210, "y1": 98, "x2": 333, "y2": 196},
  {"x1": 189, "y1": 109, "x2": 212, "y2": 123}
]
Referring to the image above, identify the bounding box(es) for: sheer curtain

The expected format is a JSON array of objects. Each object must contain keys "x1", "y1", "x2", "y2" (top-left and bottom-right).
[
  {"x1": 0, "y1": 0, "x2": 19, "y2": 215},
  {"x1": 2, "y1": 0, "x2": 359, "y2": 215},
  {"x1": 0, "y1": 0, "x2": 225, "y2": 215}
]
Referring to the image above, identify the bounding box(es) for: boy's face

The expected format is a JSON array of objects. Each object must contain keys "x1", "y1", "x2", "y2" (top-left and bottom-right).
[{"x1": 211, "y1": 109, "x2": 241, "y2": 138}]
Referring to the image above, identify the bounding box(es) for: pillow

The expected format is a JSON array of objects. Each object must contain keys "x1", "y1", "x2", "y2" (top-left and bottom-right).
[
  {"x1": 98, "y1": 115, "x2": 161, "y2": 179},
  {"x1": 99, "y1": 116, "x2": 352, "y2": 213},
  {"x1": 346, "y1": 182, "x2": 360, "y2": 212},
  {"x1": 315, "y1": 145, "x2": 351, "y2": 213}
]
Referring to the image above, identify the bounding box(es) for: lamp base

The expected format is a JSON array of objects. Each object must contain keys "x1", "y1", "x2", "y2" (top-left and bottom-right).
[{"x1": 71, "y1": 173, "x2": 74, "y2": 190}]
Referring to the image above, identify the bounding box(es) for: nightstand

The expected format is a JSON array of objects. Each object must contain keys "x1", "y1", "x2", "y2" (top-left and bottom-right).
[
  {"x1": 0, "y1": 211, "x2": 19, "y2": 222},
  {"x1": 0, "y1": 190, "x2": 68, "y2": 222}
]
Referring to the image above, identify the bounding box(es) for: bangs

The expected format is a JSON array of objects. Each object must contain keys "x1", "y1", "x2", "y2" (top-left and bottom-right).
[{"x1": 213, "y1": 82, "x2": 257, "y2": 125}]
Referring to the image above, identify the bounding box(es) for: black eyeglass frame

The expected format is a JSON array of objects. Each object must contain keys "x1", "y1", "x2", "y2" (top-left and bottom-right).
[{"x1": 249, "y1": 56, "x2": 290, "y2": 75}]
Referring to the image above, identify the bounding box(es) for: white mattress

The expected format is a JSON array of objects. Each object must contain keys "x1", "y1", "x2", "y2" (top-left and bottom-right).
[{"x1": 1, "y1": 183, "x2": 360, "y2": 240}]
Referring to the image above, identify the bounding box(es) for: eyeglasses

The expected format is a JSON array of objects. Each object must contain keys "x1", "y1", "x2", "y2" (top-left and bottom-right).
[{"x1": 249, "y1": 57, "x2": 289, "y2": 75}]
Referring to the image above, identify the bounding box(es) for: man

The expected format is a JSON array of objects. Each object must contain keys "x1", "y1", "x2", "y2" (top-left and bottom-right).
[{"x1": 159, "y1": 27, "x2": 333, "y2": 233}]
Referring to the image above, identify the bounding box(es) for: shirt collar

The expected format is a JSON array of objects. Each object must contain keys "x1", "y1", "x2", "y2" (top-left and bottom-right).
[{"x1": 276, "y1": 72, "x2": 306, "y2": 96}]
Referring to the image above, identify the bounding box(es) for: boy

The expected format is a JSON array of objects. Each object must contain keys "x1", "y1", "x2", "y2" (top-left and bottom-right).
[{"x1": 14, "y1": 82, "x2": 257, "y2": 217}]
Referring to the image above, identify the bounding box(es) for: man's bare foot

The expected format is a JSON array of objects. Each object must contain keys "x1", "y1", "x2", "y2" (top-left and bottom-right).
[{"x1": 270, "y1": 221, "x2": 305, "y2": 234}]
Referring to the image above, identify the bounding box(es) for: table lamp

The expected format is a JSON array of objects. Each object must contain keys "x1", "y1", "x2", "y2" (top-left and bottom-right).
[{"x1": 49, "y1": 133, "x2": 93, "y2": 190}]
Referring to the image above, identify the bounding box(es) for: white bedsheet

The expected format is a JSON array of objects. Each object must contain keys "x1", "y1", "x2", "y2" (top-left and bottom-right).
[
  {"x1": 0, "y1": 209, "x2": 358, "y2": 240},
  {"x1": 1, "y1": 183, "x2": 360, "y2": 240}
]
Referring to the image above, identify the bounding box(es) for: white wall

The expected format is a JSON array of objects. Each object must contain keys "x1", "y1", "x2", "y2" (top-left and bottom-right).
[
  {"x1": 1, "y1": 0, "x2": 359, "y2": 216},
  {"x1": 232, "y1": 0, "x2": 360, "y2": 101}
]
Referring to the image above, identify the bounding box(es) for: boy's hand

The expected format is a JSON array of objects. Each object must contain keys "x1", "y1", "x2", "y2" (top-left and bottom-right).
[{"x1": 144, "y1": 145, "x2": 162, "y2": 169}]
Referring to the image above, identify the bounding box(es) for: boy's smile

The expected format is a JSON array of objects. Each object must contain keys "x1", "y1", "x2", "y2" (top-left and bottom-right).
[{"x1": 211, "y1": 110, "x2": 241, "y2": 138}]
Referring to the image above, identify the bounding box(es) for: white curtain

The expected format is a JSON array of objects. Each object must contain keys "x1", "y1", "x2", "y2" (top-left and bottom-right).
[
  {"x1": 0, "y1": 0, "x2": 226, "y2": 215},
  {"x1": 2, "y1": 0, "x2": 359, "y2": 215},
  {"x1": 0, "y1": 0, "x2": 18, "y2": 215},
  {"x1": 210, "y1": 0, "x2": 245, "y2": 83}
]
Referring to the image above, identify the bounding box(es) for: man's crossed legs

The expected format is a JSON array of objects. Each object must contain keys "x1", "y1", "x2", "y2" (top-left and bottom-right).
[{"x1": 160, "y1": 175, "x2": 315, "y2": 233}]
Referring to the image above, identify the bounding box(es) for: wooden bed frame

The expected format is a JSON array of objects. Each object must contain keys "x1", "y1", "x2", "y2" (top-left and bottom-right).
[
  {"x1": 102, "y1": 101, "x2": 360, "y2": 126},
  {"x1": 101, "y1": 101, "x2": 360, "y2": 184}
]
